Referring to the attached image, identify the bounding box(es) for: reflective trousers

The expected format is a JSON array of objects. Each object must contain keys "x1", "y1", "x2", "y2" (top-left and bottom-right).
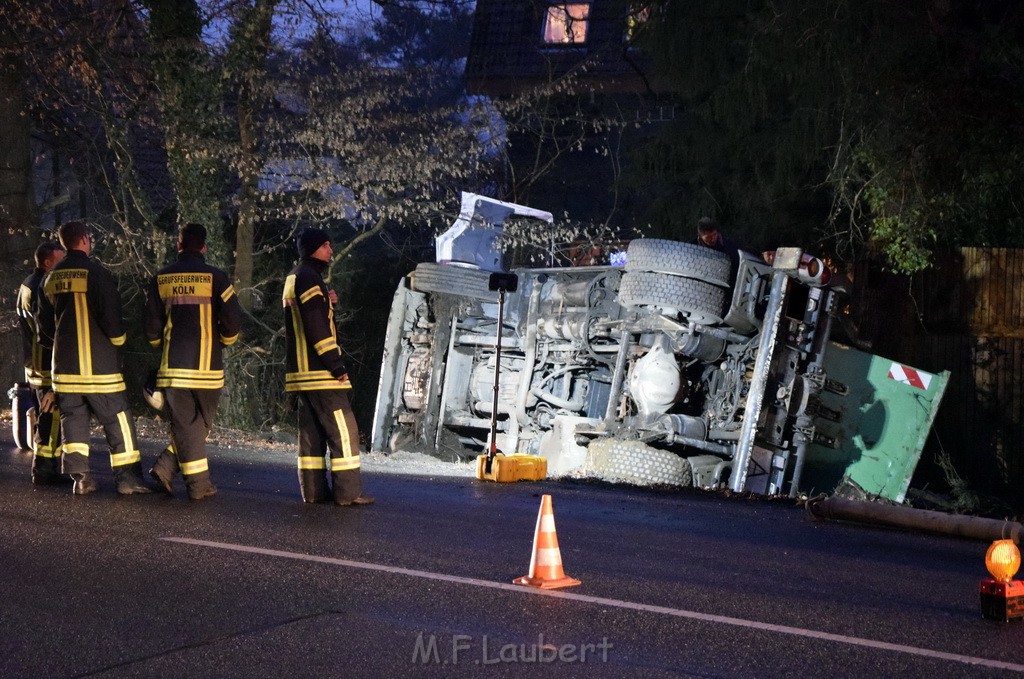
[
  {"x1": 164, "y1": 387, "x2": 220, "y2": 484},
  {"x1": 57, "y1": 391, "x2": 140, "y2": 475},
  {"x1": 32, "y1": 386, "x2": 62, "y2": 461},
  {"x1": 296, "y1": 389, "x2": 362, "y2": 503}
]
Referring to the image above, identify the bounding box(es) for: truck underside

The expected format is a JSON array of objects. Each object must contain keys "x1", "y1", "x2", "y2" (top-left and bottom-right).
[{"x1": 372, "y1": 223, "x2": 948, "y2": 501}]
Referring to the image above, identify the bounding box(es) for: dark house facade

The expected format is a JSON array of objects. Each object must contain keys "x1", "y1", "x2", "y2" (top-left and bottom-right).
[
  {"x1": 465, "y1": 1, "x2": 670, "y2": 235},
  {"x1": 466, "y1": 1, "x2": 657, "y2": 96}
]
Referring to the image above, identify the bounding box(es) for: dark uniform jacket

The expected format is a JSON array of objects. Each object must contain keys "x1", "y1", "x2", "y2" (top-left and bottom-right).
[
  {"x1": 282, "y1": 258, "x2": 350, "y2": 392},
  {"x1": 17, "y1": 269, "x2": 52, "y2": 388},
  {"x1": 144, "y1": 251, "x2": 242, "y2": 390},
  {"x1": 37, "y1": 249, "x2": 126, "y2": 394}
]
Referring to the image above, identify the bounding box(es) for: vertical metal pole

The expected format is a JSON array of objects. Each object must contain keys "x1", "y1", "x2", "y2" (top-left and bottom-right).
[
  {"x1": 605, "y1": 330, "x2": 631, "y2": 422},
  {"x1": 487, "y1": 288, "x2": 506, "y2": 468}
]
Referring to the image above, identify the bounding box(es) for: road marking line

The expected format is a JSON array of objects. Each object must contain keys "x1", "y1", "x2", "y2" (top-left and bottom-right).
[{"x1": 162, "y1": 537, "x2": 1024, "y2": 673}]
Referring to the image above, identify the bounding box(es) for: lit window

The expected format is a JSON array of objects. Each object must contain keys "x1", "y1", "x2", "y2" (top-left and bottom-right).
[{"x1": 542, "y1": 4, "x2": 591, "y2": 45}]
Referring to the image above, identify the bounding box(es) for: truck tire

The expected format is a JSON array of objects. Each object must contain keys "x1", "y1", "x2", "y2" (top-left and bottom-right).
[
  {"x1": 586, "y1": 439, "x2": 693, "y2": 487},
  {"x1": 625, "y1": 239, "x2": 732, "y2": 287},
  {"x1": 618, "y1": 271, "x2": 726, "y2": 325},
  {"x1": 409, "y1": 263, "x2": 498, "y2": 302}
]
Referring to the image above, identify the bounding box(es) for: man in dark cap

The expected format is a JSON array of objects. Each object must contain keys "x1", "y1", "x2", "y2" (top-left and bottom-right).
[{"x1": 282, "y1": 228, "x2": 373, "y2": 506}]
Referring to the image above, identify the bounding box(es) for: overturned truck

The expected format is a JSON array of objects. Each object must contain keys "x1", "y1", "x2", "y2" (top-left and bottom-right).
[{"x1": 371, "y1": 195, "x2": 948, "y2": 501}]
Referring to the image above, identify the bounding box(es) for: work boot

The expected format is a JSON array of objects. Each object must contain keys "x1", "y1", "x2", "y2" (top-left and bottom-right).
[
  {"x1": 185, "y1": 474, "x2": 217, "y2": 501},
  {"x1": 187, "y1": 484, "x2": 217, "y2": 501},
  {"x1": 114, "y1": 463, "x2": 153, "y2": 495},
  {"x1": 299, "y1": 469, "x2": 330, "y2": 504},
  {"x1": 32, "y1": 456, "x2": 64, "y2": 486},
  {"x1": 149, "y1": 449, "x2": 177, "y2": 494},
  {"x1": 150, "y1": 466, "x2": 174, "y2": 494},
  {"x1": 334, "y1": 495, "x2": 375, "y2": 507},
  {"x1": 71, "y1": 472, "x2": 98, "y2": 496},
  {"x1": 331, "y1": 469, "x2": 368, "y2": 506}
]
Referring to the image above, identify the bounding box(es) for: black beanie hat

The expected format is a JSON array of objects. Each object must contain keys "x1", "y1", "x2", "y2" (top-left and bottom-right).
[{"x1": 296, "y1": 228, "x2": 330, "y2": 258}]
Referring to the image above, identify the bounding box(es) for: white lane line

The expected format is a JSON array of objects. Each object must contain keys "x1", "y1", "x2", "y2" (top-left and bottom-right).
[{"x1": 161, "y1": 537, "x2": 1024, "y2": 674}]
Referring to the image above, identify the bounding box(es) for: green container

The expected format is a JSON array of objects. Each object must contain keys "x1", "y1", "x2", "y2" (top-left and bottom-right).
[{"x1": 801, "y1": 343, "x2": 950, "y2": 503}]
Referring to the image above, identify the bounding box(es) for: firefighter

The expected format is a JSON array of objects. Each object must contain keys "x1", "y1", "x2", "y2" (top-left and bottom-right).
[
  {"x1": 283, "y1": 228, "x2": 373, "y2": 506},
  {"x1": 36, "y1": 221, "x2": 151, "y2": 495},
  {"x1": 16, "y1": 241, "x2": 66, "y2": 484},
  {"x1": 144, "y1": 223, "x2": 242, "y2": 500}
]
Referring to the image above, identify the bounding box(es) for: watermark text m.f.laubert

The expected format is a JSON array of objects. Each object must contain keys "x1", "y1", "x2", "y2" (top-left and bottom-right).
[{"x1": 412, "y1": 632, "x2": 612, "y2": 665}]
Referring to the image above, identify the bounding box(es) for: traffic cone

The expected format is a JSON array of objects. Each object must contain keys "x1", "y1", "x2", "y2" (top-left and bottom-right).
[{"x1": 514, "y1": 494, "x2": 581, "y2": 589}]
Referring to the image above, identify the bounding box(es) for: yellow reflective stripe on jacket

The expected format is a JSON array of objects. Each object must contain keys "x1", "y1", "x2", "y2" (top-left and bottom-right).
[
  {"x1": 281, "y1": 274, "x2": 297, "y2": 305},
  {"x1": 17, "y1": 284, "x2": 32, "y2": 313},
  {"x1": 27, "y1": 366, "x2": 51, "y2": 388},
  {"x1": 110, "y1": 334, "x2": 126, "y2": 347},
  {"x1": 290, "y1": 306, "x2": 308, "y2": 371},
  {"x1": 157, "y1": 377, "x2": 225, "y2": 389},
  {"x1": 220, "y1": 333, "x2": 239, "y2": 346},
  {"x1": 313, "y1": 337, "x2": 339, "y2": 354},
  {"x1": 53, "y1": 383, "x2": 126, "y2": 394},
  {"x1": 161, "y1": 315, "x2": 173, "y2": 374},
  {"x1": 52, "y1": 373, "x2": 126, "y2": 394},
  {"x1": 180, "y1": 458, "x2": 209, "y2": 475},
  {"x1": 55, "y1": 372, "x2": 124, "y2": 384},
  {"x1": 74, "y1": 292, "x2": 92, "y2": 375},
  {"x1": 285, "y1": 380, "x2": 351, "y2": 392},
  {"x1": 199, "y1": 301, "x2": 212, "y2": 371},
  {"x1": 284, "y1": 370, "x2": 351, "y2": 392},
  {"x1": 299, "y1": 286, "x2": 323, "y2": 304},
  {"x1": 221, "y1": 285, "x2": 236, "y2": 302},
  {"x1": 283, "y1": 275, "x2": 310, "y2": 373},
  {"x1": 298, "y1": 456, "x2": 326, "y2": 470}
]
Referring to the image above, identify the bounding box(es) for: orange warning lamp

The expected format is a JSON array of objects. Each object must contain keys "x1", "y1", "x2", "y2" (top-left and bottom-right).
[
  {"x1": 980, "y1": 539, "x2": 1024, "y2": 621},
  {"x1": 985, "y1": 539, "x2": 1021, "y2": 582}
]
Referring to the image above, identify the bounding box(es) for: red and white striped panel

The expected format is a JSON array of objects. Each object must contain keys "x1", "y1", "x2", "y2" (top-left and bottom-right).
[{"x1": 887, "y1": 363, "x2": 933, "y2": 391}]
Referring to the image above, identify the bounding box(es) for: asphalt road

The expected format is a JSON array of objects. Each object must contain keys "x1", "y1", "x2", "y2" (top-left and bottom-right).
[{"x1": 0, "y1": 432, "x2": 1021, "y2": 678}]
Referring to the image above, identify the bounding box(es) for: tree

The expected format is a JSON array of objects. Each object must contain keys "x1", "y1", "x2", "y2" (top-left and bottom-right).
[
  {"x1": 631, "y1": 0, "x2": 1024, "y2": 272},
  {"x1": 0, "y1": 31, "x2": 34, "y2": 235},
  {"x1": 145, "y1": 0, "x2": 228, "y2": 264},
  {"x1": 223, "y1": 0, "x2": 278, "y2": 309},
  {"x1": 0, "y1": 0, "x2": 608, "y2": 426}
]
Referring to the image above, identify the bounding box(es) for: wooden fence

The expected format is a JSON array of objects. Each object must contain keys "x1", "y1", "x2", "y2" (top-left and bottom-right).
[{"x1": 850, "y1": 248, "x2": 1024, "y2": 509}]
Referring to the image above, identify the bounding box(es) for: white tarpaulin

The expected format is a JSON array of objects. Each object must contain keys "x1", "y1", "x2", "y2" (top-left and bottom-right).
[{"x1": 435, "y1": 192, "x2": 553, "y2": 272}]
